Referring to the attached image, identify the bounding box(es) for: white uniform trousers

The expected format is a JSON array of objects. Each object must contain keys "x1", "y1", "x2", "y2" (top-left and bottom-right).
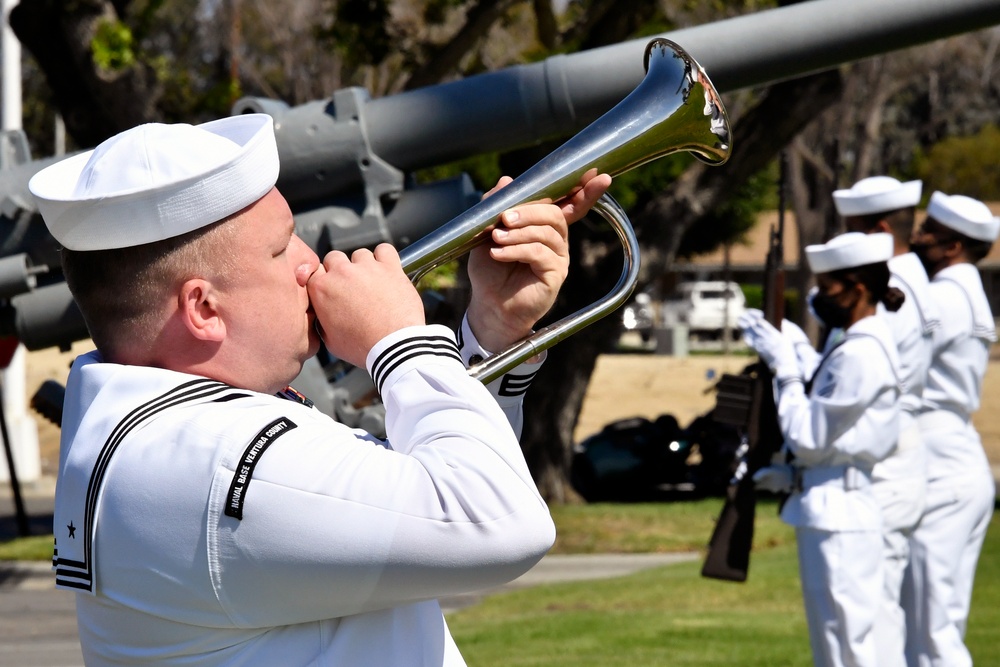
[
  {"x1": 796, "y1": 526, "x2": 882, "y2": 667},
  {"x1": 871, "y1": 420, "x2": 927, "y2": 667},
  {"x1": 903, "y1": 468, "x2": 993, "y2": 667}
]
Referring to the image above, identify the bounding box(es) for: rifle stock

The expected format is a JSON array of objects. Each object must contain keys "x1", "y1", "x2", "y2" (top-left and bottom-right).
[{"x1": 701, "y1": 154, "x2": 787, "y2": 582}]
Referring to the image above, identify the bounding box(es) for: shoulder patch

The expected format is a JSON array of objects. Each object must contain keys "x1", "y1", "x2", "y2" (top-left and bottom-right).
[
  {"x1": 816, "y1": 375, "x2": 836, "y2": 398},
  {"x1": 225, "y1": 417, "x2": 298, "y2": 520}
]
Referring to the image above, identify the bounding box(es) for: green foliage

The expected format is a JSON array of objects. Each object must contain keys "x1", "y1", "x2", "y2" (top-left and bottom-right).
[
  {"x1": 606, "y1": 155, "x2": 776, "y2": 262},
  {"x1": 424, "y1": 0, "x2": 468, "y2": 25},
  {"x1": 130, "y1": 0, "x2": 168, "y2": 41},
  {"x1": 607, "y1": 154, "x2": 693, "y2": 212},
  {"x1": 0, "y1": 535, "x2": 52, "y2": 561},
  {"x1": 82, "y1": 0, "x2": 238, "y2": 124},
  {"x1": 742, "y1": 283, "x2": 764, "y2": 310},
  {"x1": 676, "y1": 165, "x2": 776, "y2": 259},
  {"x1": 416, "y1": 262, "x2": 460, "y2": 292},
  {"x1": 92, "y1": 19, "x2": 137, "y2": 72},
  {"x1": 201, "y1": 79, "x2": 244, "y2": 114},
  {"x1": 741, "y1": 284, "x2": 798, "y2": 317},
  {"x1": 414, "y1": 153, "x2": 503, "y2": 195},
  {"x1": 317, "y1": 0, "x2": 392, "y2": 69},
  {"x1": 914, "y1": 124, "x2": 1000, "y2": 201}
]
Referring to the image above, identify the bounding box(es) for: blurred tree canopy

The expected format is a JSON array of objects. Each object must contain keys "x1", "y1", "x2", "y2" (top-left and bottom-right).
[{"x1": 914, "y1": 124, "x2": 1000, "y2": 201}]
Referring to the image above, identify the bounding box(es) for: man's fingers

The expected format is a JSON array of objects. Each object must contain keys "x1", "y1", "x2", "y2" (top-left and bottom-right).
[
  {"x1": 482, "y1": 175, "x2": 515, "y2": 200},
  {"x1": 323, "y1": 244, "x2": 401, "y2": 272},
  {"x1": 498, "y1": 206, "x2": 567, "y2": 236},
  {"x1": 558, "y1": 172, "x2": 612, "y2": 225},
  {"x1": 581, "y1": 172, "x2": 612, "y2": 201},
  {"x1": 320, "y1": 250, "x2": 351, "y2": 273},
  {"x1": 489, "y1": 220, "x2": 566, "y2": 256},
  {"x1": 372, "y1": 243, "x2": 403, "y2": 265}
]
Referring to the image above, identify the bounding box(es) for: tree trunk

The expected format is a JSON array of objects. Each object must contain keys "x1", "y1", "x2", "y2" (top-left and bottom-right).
[
  {"x1": 521, "y1": 70, "x2": 844, "y2": 501},
  {"x1": 404, "y1": 0, "x2": 520, "y2": 91},
  {"x1": 10, "y1": 0, "x2": 161, "y2": 147}
]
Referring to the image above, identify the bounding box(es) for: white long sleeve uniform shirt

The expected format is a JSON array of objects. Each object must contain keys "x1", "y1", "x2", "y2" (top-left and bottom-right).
[
  {"x1": 52, "y1": 323, "x2": 554, "y2": 666},
  {"x1": 882, "y1": 252, "x2": 938, "y2": 422},
  {"x1": 919, "y1": 262, "x2": 995, "y2": 480},
  {"x1": 775, "y1": 314, "x2": 902, "y2": 531}
]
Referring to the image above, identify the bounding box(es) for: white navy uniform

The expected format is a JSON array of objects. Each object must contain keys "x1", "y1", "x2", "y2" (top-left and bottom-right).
[
  {"x1": 777, "y1": 315, "x2": 902, "y2": 667},
  {"x1": 905, "y1": 263, "x2": 996, "y2": 667},
  {"x1": 871, "y1": 252, "x2": 939, "y2": 666},
  {"x1": 52, "y1": 320, "x2": 554, "y2": 666}
]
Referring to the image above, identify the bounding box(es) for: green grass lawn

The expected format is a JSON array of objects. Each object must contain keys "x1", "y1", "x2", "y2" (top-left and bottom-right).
[
  {"x1": 448, "y1": 498, "x2": 1000, "y2": 666},
  {"x1": 4, "y1": 497, "x2": 998, "y2": 665},
  {"x1": 0, "y1": 533, "x2": 52, "y2": 561}
]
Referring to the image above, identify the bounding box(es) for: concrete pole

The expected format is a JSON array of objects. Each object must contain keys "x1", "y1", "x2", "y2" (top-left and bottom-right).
[
  {"x1": 0, "y1": 0, "x2": 40, "y2": 487},
  {"x1": 0, "y1": 0, "x2": 19, "y2": 131}
]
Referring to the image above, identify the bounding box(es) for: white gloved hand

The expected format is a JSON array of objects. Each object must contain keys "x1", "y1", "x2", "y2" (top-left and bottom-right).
[
  {"x1": 781, "y1": 318, "x2": 809, "y2": 347},
  {"x1": 752, "y1": 465, "x2": 794, "y2": 494},
  {"x1": 805, "y1": 285, "x2": 823, "y2": 327},
  {"x1": 737, "y1": 309, "x2": 799, "y2": 380},
  {"x1": 781, "y1": 318, "x2": 820, "y2": 378}
]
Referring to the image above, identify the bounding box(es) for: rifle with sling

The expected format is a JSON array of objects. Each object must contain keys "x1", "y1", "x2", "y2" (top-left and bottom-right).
[{"x1": 700, "y1": 153, "x2": 788, "y2": 582}]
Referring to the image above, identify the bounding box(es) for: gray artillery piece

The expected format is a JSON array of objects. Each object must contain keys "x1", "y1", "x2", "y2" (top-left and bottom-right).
[{"x1": 1, "y1": 0, "x2": 999, "y2": 428}]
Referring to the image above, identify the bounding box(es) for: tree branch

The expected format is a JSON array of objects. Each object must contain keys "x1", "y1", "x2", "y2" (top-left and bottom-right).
[
  {"x1": 10, "y1": 0, "x2": 161, "y2": 147},
  {"x1": 404, "y1": 0, "x2": 519, "y2": 90}
]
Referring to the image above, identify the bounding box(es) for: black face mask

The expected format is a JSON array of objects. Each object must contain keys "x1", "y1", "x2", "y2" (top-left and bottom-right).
[{"x1": 811, "y1": 292, "x2": 854, "y2": 329}]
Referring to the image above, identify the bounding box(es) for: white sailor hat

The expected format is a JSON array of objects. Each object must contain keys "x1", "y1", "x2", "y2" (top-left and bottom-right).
[
  {"x1": 926, "y1": 191, "x2": 1000, "y2": 242},
  {"x1": 28, "y1": 113, "x2": 278, "y2": 251},
  {"x1": 832, "y1": 176, "x2": 922, "y2": 217},
  {"x1": 805, "y1": 232, "x2": 894, "y2": 274}
]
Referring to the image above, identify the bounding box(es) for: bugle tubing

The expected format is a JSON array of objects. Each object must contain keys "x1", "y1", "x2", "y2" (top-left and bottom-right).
[{"x1": 399, "y1": 38, "x2": 732, "y2": 384}]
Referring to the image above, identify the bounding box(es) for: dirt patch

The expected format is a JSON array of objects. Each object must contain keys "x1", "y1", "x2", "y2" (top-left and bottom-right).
[
  {"x1": 23, "y1": 343, "x2": 1000, "y2": 476},
  {"x1": 575, "y1": 351, "x2": 1000, "y2": 472},
  {"x1": 572, "y1": 354, "x2": 752, "y2": 441}
]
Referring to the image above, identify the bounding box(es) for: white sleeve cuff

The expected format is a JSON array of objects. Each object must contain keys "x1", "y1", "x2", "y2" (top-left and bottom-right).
[
  {"x1": 366, "y1": 324, "x2": 464, "y2": 397},
  {"x1": 457, "y1": 313, "x2": 546, "y2": 408}
]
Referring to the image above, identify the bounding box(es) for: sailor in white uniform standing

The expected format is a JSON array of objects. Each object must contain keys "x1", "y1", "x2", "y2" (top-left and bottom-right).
[
  {"x1": 904, "y1": 191, "x2": 998, "y2": 667},
  {"x1": 742, "y1": 232, "x2": 904, "y2": 667},
  {"x1": 27, "y1": 115, "x2": 612, "y2": 666},
  {"x1": 832, "y1": 176, "x2": 939, "y2": 667}
]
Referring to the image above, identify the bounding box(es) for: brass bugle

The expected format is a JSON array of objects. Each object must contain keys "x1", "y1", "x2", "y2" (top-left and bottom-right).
[{"x1": 398, "y1": 38, "x2": 732, "y2": 384}]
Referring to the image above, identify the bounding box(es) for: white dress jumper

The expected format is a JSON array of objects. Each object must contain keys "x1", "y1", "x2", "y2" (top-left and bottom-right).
[
  {"x1": 871, "y1": 252, "x2": 939, "y2": 667},
  {"x1": 52, "y1": 321, "x2": 555, "y2": 666},
  {"x1": 904, "y1": 263, "x2": 996, "y2": 667},
  {"x1": 776, "y1": 315, "x2": 901, "y2": 667}
]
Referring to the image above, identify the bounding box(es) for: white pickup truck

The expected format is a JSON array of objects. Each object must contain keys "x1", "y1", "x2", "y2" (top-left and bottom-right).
[{"x1": 661, "y1": 280, "x2": 747, "y2": 340}]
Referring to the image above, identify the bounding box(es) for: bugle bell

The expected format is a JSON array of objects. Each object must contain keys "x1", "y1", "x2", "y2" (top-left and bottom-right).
[{"x1": 399, "y1": 38, "x2": 732, "y2": 384}]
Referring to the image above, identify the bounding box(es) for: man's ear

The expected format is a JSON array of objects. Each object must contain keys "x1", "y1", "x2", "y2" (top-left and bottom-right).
[
  {"x1": 874, "y1": 219, "x2": 893, "y2": 235},
  {"x1": 852, "y1": 280, "x2": 871, "y2": 306},
  {"x1": 943, "y1": 238, "x2": 966, "y2": 262},
  {"x1": 178, "y1": 279, "x2": 226, "y2": 342}
]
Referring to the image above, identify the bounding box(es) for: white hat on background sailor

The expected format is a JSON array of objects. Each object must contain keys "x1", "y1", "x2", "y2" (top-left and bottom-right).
[
  {"x1": 805, "y1": 232, "x2": 895, "y2": 274},
  {"x1": 925, "y1": 191, "x2": 1000, "y2": 242},
  {"x1": 833, "y1": 176, "x2": 922, "y2": 217},
  {"x1": 28, "y1": 113, "x2": 278, "y2": 251}
]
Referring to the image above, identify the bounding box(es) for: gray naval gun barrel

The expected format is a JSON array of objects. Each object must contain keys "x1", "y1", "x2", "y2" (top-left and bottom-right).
[{"x1": 239, "y1": 0, "x2": 1000, "y2": 211}]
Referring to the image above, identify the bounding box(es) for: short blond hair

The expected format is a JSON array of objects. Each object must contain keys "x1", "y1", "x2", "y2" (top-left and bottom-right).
[{"x1": 60, "y1": 216, "x2": 241, "y2": 359}]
